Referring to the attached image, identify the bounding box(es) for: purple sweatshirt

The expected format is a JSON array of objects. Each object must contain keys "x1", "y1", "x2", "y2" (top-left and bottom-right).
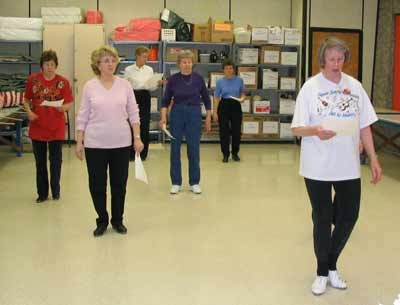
[{"x1": 161, "y1": 72, "x2": 211, "y2": 110}]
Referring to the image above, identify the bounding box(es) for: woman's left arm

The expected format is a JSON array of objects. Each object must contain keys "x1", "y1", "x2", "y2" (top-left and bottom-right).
[
  {"x1": 126, "y1": 82, "x2": 144, "y2": 153},
  {"x1": 360, "y1": 126, "x2": 382, "y2": 184}
]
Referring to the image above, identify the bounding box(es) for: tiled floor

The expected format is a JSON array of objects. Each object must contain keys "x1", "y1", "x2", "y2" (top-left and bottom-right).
[{"x1": 0, "y1": 143, "x2": 399, "y2": 305}]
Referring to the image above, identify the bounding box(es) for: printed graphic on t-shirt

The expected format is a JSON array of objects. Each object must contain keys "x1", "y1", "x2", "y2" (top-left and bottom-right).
[
  {"x1": 317, "y1": 88, "x2": 360, "y2": 136},
  {"x1": 32, "y1": 77, "x2": 65, "y2": 102}
]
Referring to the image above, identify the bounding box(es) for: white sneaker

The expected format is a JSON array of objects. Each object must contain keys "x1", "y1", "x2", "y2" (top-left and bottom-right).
[
  {"x1": 311, "y1": 276, "x2": 328, "y2": 296},
  {"x1": 190, "y1": 184, "x2": 202, "y2": 194},
  {"x1": 170, "y1": 185, "x2": 181, "y2": 194},
  {"x1": 328, "y1": 270, "x2": 347, "y2": 289}
]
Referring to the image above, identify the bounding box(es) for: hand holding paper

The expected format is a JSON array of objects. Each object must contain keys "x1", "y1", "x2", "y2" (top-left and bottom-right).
[
  {"x1": 162, "y1": 123, "x2": 175, "y2": 139},
  {"x1": 144, "y1": 73, "x2": 163, "y2": 90},
  {"x1": 230, "y1": 96, "x2": 245, "y2": 102},
  {"x1": 321, "y1": 118, "x2": 358, "y2": 136},
  {"x1": 41, "y1": 99, "x2": 64, "y2": 107}
]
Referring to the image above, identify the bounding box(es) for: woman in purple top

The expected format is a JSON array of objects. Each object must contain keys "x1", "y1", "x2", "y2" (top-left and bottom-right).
[
  {"x1": 159, "y1": 50, "x2": 211, "y2": 195},
  {"x1": 76, "y1": 45, "x2": 144, "y2": 237}
]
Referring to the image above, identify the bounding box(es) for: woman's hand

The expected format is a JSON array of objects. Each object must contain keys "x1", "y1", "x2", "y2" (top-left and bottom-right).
[
  {"x1": 316, "y1": 126, "x2": 336, "y2": 140},
  {"x1": 27, "y1": 111, "x2": 38, "y2": 121},
  {"x1": 75, "y1": 142, "x2": 84, "y2": 160},
  {"x1": 204, "y1": 115, "x2": 212, "y2": 133},
  {"x1": 134, "y1": 138, "x2": 144, "y2": 153},
  {"x1": 213, "y1": 112, "x2": 218, "y2": 123},
  {"x1": 369, "y1": 158, "x2": 382, "y2": 184},
  {"x1": 159, "y1": 117, "x2": 167, "y2": 130}
]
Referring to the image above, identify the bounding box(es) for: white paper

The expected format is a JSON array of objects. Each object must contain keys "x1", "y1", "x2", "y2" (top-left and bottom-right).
[
  {"x1": 263, "y1": 121, "x2": 279, "y2": 134},
  {"x1": 241, "y1": 99, "x2": 251, "y2": 113},
  {"x1": 41, "y1": 99, "x2": 63, "y2": 107},
  {"x1": 281, "y1": 52, "x2": 298, "y2": 65},
  {"x1": 135, "y1": 153, "x2": 148, "y2": 184},
  {"x1": 264, "y1": 50, "x2": 280, "y2": 63},
  {"x1": 144, "y1": 73, "x2": 163, "y2": 91},
  {"x1": 229, "y1": 96, "x2": 245, "y2": 102},
  {"x1": 239, "y1": 72, "x2": 256, "y2": 85},
  {"x1": 263, "y1": 70, "x2": 279, "y2": 89},
  {"x1": 162, "y1": 123, "x2": 176, "y2": 139},
  {"x1": 321, "y1": 118, "x2": 358, "y2": 136},
  {"x1": 243, "y1": 121, "x2": 259, "y2": 134}
]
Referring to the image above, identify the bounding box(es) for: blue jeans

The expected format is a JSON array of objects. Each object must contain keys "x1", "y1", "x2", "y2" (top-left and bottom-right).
[{"x1": 169, "y1": 104, "x2": 202, "y2": 186}]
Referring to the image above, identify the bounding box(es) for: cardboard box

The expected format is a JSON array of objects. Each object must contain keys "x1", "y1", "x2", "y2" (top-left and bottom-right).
[
  {"x1": 193, "y1": 23, "x2": 210, "y2": 42},
  {"x1": 268, "y1": 26, "x2": 284, "y2": 44},
  {"x1": 262, "y1": 117, "x2": 280, "y2": 136},
  {"x1": 284, "y1": 28, "x2": 301, "y2": 45},
  {"x1": 281, "y1": 51, "x2": 298, "y2": 65},
  {"x1": 262, "y1": 69, "x2": 279, "y2": 89},
  {"x1": 260, "y1": 46, "x2": 280, "y2": 64},
  {"x1": 161, "y1": 28, "x2": 176, "y2": 41},
  {"x1": 209, "y1": 18, "x2": 233, "y2": 43},
  {"x1": 280, "y1": 77, "x2": 296, "y2": 90},
  {"x1": 238, "y1": 66, "x2": 258, "y2": 89},
  {"x1": 242, "y1": 121, "x2": 260, "y2": 134},
  {"x1": 166, "y1": 47, "x2": 198, "y2": 63},
  {"x1": 209, "y1": 72, "x2": 225, "y2": 88},
  {"x1": 253, "y1": 100, "x2": 270, "y2": 114},
  {"x1": 238, "y1": 48, "x2": 259, "y2": 64},
  {"x1": 251, "y1": 27, "x2": 269, "y2": 43},
  {"x1": 279, "y1": 97, "x2": 296, "y2": 114},
  {"x1": 241, "y1": 96, "x2": 252, "y2": 113},
  {"x1": 280, "y1": 122, "x2": 293, "y2": 138}
]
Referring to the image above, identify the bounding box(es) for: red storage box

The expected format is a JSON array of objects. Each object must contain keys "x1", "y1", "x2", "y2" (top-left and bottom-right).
[
  {"x1": 128, "y1": 18, "x2": 161, "y2": 31},
  {"x1": 86, "y1": 10, "x2": 103, "y2": 24},
  {"x1": 113, "y1": 26, "x2": 160, "y2": 41}
]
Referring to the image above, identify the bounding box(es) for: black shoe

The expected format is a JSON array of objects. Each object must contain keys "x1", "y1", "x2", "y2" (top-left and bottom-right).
[
  {"x1": 53, "y1": 194, "x2": 60, "y2": 201},
  {"x1": 222, "y1": 156, "x2": 229, "y2": 163},
  {"x1": 232, "y1": 154, "x2": 240, "y2": 162},
  {"x1": 93, "y1": 224, "x2": 108, "y2": 237},
  {"x1": 36, "y1": 197, "x2": 48, "y2": 203},
  {"x1": 112, "y1": 223, "x2": 127, "y2": 234}
]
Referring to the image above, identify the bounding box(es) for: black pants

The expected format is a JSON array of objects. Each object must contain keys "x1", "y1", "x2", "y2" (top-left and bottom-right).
[
  {"x1": 133, "y1": 90, "x2": 151, "y2": 160},
  {"x1": 304, "y1": 178, "x2": 361, "y2": 276},
  {"x1": 32, "y1": 140, "x2": 62, "y2": 199},
  {"x1": 85, "y1": 146, "x2": 130, "y2": 227},
  {"x1": 218, "y1": 98, "x2": 242, "y2": 157}
]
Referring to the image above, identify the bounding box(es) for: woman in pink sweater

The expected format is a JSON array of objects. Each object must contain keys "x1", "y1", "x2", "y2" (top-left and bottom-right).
[{"x1": 76, "y1": 45, "x2": 143, "y2": 237}]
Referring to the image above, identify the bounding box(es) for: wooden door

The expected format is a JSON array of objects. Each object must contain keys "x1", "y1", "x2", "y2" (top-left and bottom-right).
[{"x1": 43, "y1": 24, "x2": 75, "y2": 139}]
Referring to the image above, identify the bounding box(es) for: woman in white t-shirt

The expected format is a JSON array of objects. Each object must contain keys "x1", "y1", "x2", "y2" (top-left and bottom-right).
[{"x1": 291, "y1": 37, "x2": 382, "y2": 296}]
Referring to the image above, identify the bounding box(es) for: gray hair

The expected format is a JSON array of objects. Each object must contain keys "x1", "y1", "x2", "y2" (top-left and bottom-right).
[
  {"x1": 318, "y1": 36, "x2": 350, "y2": 68},
  {"x1": 177, "y1": 49, "x2": 194, "y2": 65}
]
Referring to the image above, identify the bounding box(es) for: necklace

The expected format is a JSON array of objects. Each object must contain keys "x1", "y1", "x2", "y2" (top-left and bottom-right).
[{"x1": 181, "y1": 74, "x2": 192, "y2": 86}]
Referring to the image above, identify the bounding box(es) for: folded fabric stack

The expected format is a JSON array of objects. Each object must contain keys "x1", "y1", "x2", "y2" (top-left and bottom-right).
[
  {"x1": 41, "y1": 7, "x2": 82, "y2": 24},
  {"x1": 113, "y1": 18, "x2": 160, "y2": 41},
  {"x1": 0, "y1": 17, "x2": 43, "y2": 41},
  {"x1": 0, "y1": 74, "x2": 28, "y2": 108}
]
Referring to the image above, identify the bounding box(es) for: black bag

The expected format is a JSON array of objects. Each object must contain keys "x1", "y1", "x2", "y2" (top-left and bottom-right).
[{"x1": 175, "y1": 22, "x2": 193, "y2": 41}]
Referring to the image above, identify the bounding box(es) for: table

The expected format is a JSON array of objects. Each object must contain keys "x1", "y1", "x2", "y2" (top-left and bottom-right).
[{"x1": 373, "y1": 113, "x2": 400, "y2": 153}]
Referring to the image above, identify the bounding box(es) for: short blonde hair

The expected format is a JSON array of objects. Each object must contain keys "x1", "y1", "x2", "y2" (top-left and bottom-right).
[
  {"x1": 318, "y1": 36, "x2": 350, "y2": 68},
  {"x1": 177, "y1": 49, "x2": 194, "y2": 65},
  {"x1": 135, "y1": 46, "x2": 150, "y2": 57},
  {"x1": 91, "y1": 45, "x2": 120, "y2": 76}
]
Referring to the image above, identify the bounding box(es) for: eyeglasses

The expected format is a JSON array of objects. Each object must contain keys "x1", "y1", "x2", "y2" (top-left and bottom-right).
[{"x1": 99, "y1": 58, "x2": 117, "y2": 64}]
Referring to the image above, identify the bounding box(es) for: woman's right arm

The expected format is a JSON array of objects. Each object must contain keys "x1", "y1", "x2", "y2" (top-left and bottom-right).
[
  {"x1": 213, "y1": 96, "x2": 220, "y2": 122},
  {"x1": 292, "y1": 126, "x2": 336, "y2": 140},
  {"x1": 159, "y1": 77, "x2": 173, "y2": 129},
  {"x1": 75, "y1": 130, "x2": 85, "y2": 160}
]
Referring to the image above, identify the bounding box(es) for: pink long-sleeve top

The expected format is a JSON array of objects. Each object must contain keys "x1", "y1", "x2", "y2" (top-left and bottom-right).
[{"x1": 76, "y1": 77, "x2": 140, "y2": 149}]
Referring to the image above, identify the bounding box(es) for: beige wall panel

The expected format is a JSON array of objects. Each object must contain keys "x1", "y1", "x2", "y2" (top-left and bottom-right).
[
  {"x1": 99, "y1": 0, "x2": 164, "y2": 38},
  {"x1": 362, "y1": 0, "x2": 378, "y2": 96},
  {"x1": 231, "y1": 0, "x2": 291, "y2": 28},
  {"x1": 30, "y1": 0, "x2": 97, "y2": 17},
  {"x1": 310, "y1": 0, "x2": 363, "y2": 29},
  {"x1": 43, "y1": 24, "x2": 75, "y2": 139},
  {"x1": 166, "y1": 0, "x2": 229, "y2": 24},
  {"x1": 74, "y1": 24, "x2": 105, "y2": 122},
  {"x1": 0, "y1": 0, "x2": 29, "y2": 17},
  {"x1": 291, "y1": 0, "x2": 303, "y2": 84}
]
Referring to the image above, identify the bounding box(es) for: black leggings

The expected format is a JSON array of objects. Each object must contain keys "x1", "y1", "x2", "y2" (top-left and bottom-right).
[
  {"x1": 32, "y1": 140, "x2": 62, "y2": 199},
  {"x1": 304, "y1": 178, "x2": 361, "y2": 276},
  {"x1": 218, "y1": 98, "x2": 242, "y2": 157}
]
